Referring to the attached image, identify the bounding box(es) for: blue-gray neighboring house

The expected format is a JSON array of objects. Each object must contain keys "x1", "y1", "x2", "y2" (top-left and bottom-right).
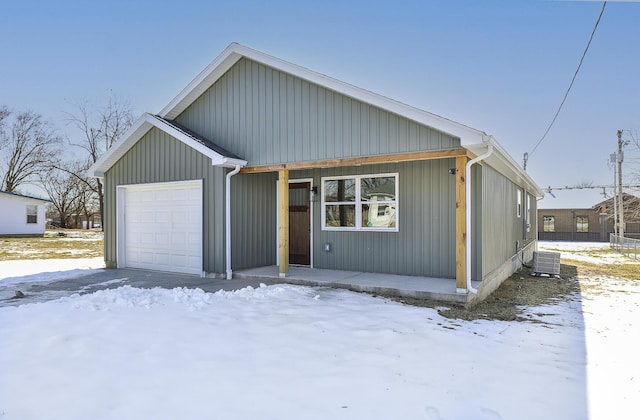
[{"x1": 89, "y1": 43, "x2": 543, "y2": 301}]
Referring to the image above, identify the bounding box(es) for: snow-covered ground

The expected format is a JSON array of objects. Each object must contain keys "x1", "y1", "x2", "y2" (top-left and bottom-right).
[
  {"x1": 1, "y1": 246, "x2": 638, "y2": 419},
  {"x1": 0, "y1": 257, "x2": 105, "y2": 285}
]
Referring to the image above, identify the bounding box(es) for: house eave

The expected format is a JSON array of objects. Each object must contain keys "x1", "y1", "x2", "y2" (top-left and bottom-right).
[
  {"x1": 87, "y1": 113, "x2": 246, "y2": 178},
  {"x1": 148, "y1": 42, "x2": 541, "y2": 198},
  {"x1": 466, "y1": 139, "x2": 544, "y2": 199},
  {"x1": 0, "y1": 191, "x2": 51, "y2": 204},
  {"x1": 158, "y1": 43, "x2": 488, "y2": 145}
]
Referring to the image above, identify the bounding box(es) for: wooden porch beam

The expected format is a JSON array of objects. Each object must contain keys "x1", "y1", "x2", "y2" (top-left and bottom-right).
[
  {"x1": 240, "y1": 148, "x2": 468, "y2": 174},
  {"x1": 455, "y1": 155, "x2": 468, "y2": 292},
  {"x1": 278, "y1": 169, "x2": 289, "y2": 277}
]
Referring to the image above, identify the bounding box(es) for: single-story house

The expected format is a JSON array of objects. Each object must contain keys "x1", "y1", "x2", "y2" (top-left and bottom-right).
[
  {"x1": 0, "y1": 190, "x2": 50, "y2": 237},
  {"x1": 88, "y1": 43, "x2": 543, "y2": 301},
  {"x1": 539, "y1": 193, "x2": 640, "y2": 241}
]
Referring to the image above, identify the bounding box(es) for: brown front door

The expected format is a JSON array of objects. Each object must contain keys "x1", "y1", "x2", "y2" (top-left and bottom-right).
[{"x1": 289, "y1": 182, "x2": 311, "y2": 265}]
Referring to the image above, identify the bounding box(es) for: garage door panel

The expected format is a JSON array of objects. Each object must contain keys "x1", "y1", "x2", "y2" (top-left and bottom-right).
[
  {"x1": 187, "y1": 232, "x2": 200, "y2": 245},
  {"x1": 171, "y1": 232, "x2": 186, "y2": 246},
  {"x1": 156, "y1": 211, "x2": 171, "y2": 224},
  {"x1": 122, "y1": 181, "x2": 202, "y2": 275},
  {"x1": 139, "y1": 251, "x2": 155, "y2": 264},
  {"x1": 139, "y1": 232, "x2": 154, "y2": 244}
]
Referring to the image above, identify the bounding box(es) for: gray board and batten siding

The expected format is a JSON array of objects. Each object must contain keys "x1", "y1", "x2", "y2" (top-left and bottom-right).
[
  {"x1": 171, "y1": 57, "x2": 479, "y2": 279},
  {"x1": 174, "y1": 57, "x2": 461, "y2": 165},
  {"x1": 481, "y1": 165, "x2": 537, "y2": 277},
  {"x1": 230, "y1": 160, "x2": 484, "y2": 281},
  {"x1": 103, "y1": 127, "x2": 228, "y2": 273},
  {"x1": 103, "y1": 54, "x2": 530, "y2": 281}
]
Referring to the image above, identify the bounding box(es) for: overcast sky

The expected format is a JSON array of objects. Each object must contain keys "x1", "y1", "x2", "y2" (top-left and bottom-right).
[{"x1": 1, "y1": 0, "x2": 639, "y2": 208}]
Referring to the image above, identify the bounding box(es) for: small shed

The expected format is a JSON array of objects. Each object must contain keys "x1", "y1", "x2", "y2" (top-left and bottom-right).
[{"x1": 0, "y1": 191, "x2": 50, "y2": 237}]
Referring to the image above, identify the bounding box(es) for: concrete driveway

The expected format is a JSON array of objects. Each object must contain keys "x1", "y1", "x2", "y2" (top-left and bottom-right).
[{"x1": 0, "y1": 269, "x2": 281, "y2": 308}]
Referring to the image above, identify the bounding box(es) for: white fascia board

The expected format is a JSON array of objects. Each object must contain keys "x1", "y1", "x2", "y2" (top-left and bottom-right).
[
  {"x1": 152, "y1": 42, "x2": 538, "y2": 194},
  {"x1": 158, "y1": 43, "x2": 488, "y2": 144},
  {"x1": 159, "y1": 44, "x2": 244, "y2": 120},
  {"x1": 87, "y1": 114, "x2": 154, "y2": 178},
  {"x1": 150, "y1": 115, "x2": 246, "y2": 167},
  {"x1": 87, "y1": 113, "x2": 246, "y2": 178},
  {"x1": 0, "y1": 192, "x2": 51, "y2": 204},
  {"x1": 467, "y1": 140, "x2": 544, "y2": 198}
]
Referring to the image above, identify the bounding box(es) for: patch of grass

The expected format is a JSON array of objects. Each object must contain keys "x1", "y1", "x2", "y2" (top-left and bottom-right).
[
  {"x1": 0, "y1": 230, "x2": 103, "y2": 260},
  {"x1": 562, "y1": 257, "x2": 640, "y2": 280},
  {"x1": 440, "y1": 264, "x2": 580, "y2": 322},
  {"x1": 395, "y1": 244, "x2": 638, "y2": 322},
  {"x1": 392, "y1": 264, "x2": 581, "y2": 323}
]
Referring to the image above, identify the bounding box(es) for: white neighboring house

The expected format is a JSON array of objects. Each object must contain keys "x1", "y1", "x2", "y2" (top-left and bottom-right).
[{"x1": 0, "y1": 191, "x2": 50, "y2": 236}]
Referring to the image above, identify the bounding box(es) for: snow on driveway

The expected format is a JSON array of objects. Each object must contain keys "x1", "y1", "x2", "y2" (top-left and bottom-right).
[{"x1": 0, "y1": 252, "x2": 638, "y2": 419}]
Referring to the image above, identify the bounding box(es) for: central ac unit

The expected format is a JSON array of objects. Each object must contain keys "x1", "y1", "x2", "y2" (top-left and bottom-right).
[{"x1": 532, "y1": 251, "x2": 561, "y2": 277}]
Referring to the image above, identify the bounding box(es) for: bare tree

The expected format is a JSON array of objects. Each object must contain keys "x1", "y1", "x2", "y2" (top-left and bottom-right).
[
  {"x1": 0, "y1": 106, "x2": 9, "y2": 145},
  {"x1": 0, "y1": 108, "x2": 61, "y2": 192},
  {"x1": 574, "y1": 180, "x2": 593, "y2": 189},
  {"x1": 40, "y1": 165, "x2": 83, "y2": 229},
  {"x1": 66, "y1": 96, "x2": 134, "y2": 227},
  {"x1": 72, "y1": 160, "x2": 100, "y2": 227}
]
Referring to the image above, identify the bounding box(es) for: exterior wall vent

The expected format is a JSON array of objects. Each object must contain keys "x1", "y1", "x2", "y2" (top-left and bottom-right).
[{"x1": 532, "y1": 251, "x2": 561, "y2": 277}]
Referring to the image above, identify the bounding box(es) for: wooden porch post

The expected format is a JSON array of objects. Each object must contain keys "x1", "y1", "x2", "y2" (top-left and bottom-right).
[
  {"x1": 278, "y1": 169, "x2": 289, "y2": 277},
  {"x1": 455, "y1": 156, "x2": 468, "y2": 292}
]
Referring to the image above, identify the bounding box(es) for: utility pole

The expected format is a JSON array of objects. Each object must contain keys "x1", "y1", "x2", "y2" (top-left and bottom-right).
[
  {"x1": 617, "y1": 129, "x2": 625, "y2": 239},
  {"x1": 611, "y1": 155, "x2": 617, "y2": 242}
]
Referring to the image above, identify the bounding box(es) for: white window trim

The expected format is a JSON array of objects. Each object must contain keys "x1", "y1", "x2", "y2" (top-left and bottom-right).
[
  {"x1": 516, "y1": 190, "x2": 522, "y2": 218},
  {"x1": 26, "y1": 205, "x2": 38, "y2": 224},
  {"x1": 321, "y1": 173, "x2": 398, "y2": 232}
]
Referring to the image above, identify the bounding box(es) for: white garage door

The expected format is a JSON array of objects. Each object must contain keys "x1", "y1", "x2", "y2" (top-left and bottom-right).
[{"x1": 120, "y1": 181, "x2": 203, "y2": 275}]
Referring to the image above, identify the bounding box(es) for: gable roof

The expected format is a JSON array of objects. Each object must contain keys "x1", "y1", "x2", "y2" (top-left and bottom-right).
[
  {"x1": 593, "y1": 193, "x2": 640, "y2": 208},
  {"x1": 160, "y1": 43, "x2": 489, "y2": 146},
  {"x1": 151, "y1": 115, "x2": 243, "y2": 160},
  {"x1": 89, "y1": 43, "x2": 542, "y2": 197},
  {"x1": 0, "y1": 190, "x2": 51, "y2": 203},
  {"x1": 158, "y1": 43, "x2": 542, "y2": 197},
  {"x1": 593, "y1": 193, "x2": 640, "y2": 219},
  {"x1": 88, "y1": 113, "x2": 248, "y2": 177}
]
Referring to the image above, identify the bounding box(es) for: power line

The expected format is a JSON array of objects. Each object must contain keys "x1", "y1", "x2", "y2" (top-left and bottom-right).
[
  {"x1": 524, "y1": 1, "x2": 607, "y2": 168},
  {"x1": 546, "y1": 185, "x2": 640, "y2": 191},
  {"x1": 544, "y1": 184, "x2": 640, "y2": 199}
]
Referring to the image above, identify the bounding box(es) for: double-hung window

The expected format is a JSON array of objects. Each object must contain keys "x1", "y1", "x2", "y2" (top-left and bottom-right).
[
  {"x1": 26, "y1": 205, "x2": 38, "y2": 224},
  {"x1": 543, "y1": 216, "x2": 555, "y2": 232},
  {"x1": 322, "y1": 173, "x2": 398, "y2": 232},
  {"x1": 576, "y1": 216, "x2": 589, "y2": 232}
]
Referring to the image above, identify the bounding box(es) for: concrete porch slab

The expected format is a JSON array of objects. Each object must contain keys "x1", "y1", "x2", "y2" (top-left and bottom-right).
[{"x1": 234, "y1": 266, "x2": 481, "y2": 303}]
